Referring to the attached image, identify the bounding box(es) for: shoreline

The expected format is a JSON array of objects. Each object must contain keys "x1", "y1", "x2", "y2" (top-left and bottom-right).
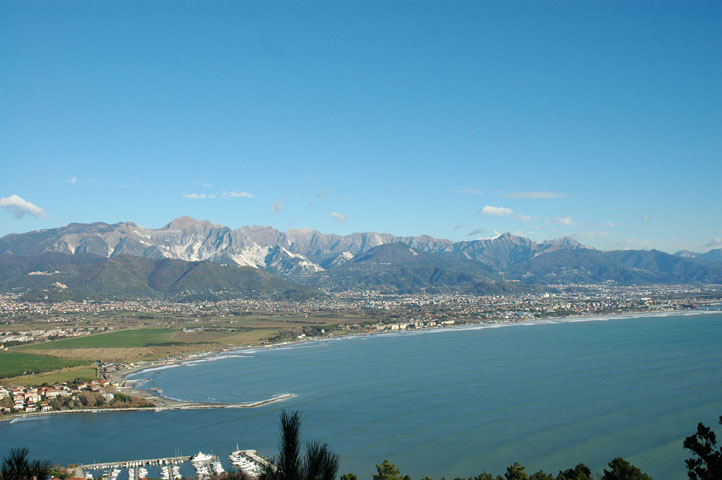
[
  {"x1": 0, "y1": 393, "x2": 295, "y2": 424},
  {"x1": 121, "y1": 307, "x2": 721, "y2": 392},
  {"x1": 110, "y1": 308, "x2": 722, "y2": 392},
  {"x1": 3, "y1": 307, "x2": 719, "y2": 424}
]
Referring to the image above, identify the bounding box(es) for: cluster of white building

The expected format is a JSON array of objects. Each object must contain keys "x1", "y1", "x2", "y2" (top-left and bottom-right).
[{"x1": 0, "y1": 379, "x2": 113, "y2": 415}]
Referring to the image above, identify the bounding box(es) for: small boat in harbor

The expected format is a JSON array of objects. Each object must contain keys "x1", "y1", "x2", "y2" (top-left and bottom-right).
[
  {"x1": 171, "y1": 465, "x2": 181, "y2": 480},
  {"x1": 210, "y1": 461, "x2": 225, "y2": 475},
  {"x1": 228, "y1": 449, "x2": 265, "y2": 476},
  {"x1": 190, "y1": 451, "x2": 214, "y2": 463}
]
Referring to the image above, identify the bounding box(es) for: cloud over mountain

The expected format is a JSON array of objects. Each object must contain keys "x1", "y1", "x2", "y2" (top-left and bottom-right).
[
  {"x1": 480, "y1": 205, "x2": 513, "y2": 216},
  {"x1": 330, "y1": 212, "x2": 348, "y2": 223},
  {"x1": 0, "y1": 194, "x2": 45, "y2": 219}
]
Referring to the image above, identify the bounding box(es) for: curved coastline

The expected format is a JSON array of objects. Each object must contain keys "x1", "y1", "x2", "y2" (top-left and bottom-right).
[
  {"x1": 125, "y1": 308, "x2": 722, "y2": 383},
  {"x1": 4, "y1": 308, "x2": 718, "y2": 424}
]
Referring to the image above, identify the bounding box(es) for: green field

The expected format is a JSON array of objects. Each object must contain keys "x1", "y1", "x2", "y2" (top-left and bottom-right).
[
  {"x1": 0, "y1": 351, "x2": 87, "y2": 378},
  {"x1": 18, "y1": 328, "x2": 177, "y2": 350},
  {"x1": 1, "y1": 364, "x2": 97, "y2": 386}
]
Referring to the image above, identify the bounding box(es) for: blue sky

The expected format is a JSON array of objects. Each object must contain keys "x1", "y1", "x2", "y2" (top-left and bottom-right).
[{"x1": 1, "y1": 1, "x2": 720, "y2": 253}]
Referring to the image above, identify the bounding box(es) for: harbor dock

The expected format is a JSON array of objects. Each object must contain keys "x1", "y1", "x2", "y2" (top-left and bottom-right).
[{"x1": 78, "y1": 456, "x2": 190, "y2": 471}]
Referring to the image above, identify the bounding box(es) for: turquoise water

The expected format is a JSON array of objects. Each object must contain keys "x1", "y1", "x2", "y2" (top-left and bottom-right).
[{"x1": 1, "y1": 313, "x2": 721, "y2": 479}]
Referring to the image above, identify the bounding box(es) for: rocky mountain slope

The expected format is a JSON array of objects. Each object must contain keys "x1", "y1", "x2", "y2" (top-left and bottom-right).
[
  {"x1": 0, "y1": 252, "x2": 321, "y2": 301},
  {"x1": 1, "y1": 217, "x2": 721, "y2": 293}
]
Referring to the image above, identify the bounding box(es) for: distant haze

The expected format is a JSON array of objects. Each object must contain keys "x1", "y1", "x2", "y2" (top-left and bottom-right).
[{"x1": 1, "y1": 218, "x2": 721, "y2": 297}]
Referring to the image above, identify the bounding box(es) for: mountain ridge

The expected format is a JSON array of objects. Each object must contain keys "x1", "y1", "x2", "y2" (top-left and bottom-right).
[
  {"x1": 0, "y1": 251, "x2": 321, "y2": 301},
  {"x1": 1, "y1": 218, "x2": 721, "y2": 292}
]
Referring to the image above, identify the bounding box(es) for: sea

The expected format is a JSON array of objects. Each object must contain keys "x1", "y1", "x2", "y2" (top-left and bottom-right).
[{"x1": 1, "y1": 311, "x2": 721, "y2": 479}]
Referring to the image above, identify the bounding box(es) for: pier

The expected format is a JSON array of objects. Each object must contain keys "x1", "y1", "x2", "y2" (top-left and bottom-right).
[
  {"x1": 73, "y1": 456, "x2": 190, "y2": 479},
  {"x1": 80, "y1": 456, "x2": 189, "y2": 470}
]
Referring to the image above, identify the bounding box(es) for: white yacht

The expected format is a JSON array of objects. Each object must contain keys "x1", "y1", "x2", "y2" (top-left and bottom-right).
[
  {"x1": 190, "y1": 451, "x2": 214, "y2": 463},
  {"x1": 194, "y1": 464, "x2": 210, "y2": 479},
  {"x1": 210, "y1": 461, "x2": 225, "y2": 475}
]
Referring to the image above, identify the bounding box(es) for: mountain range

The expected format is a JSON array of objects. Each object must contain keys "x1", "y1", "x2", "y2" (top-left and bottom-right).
[
  {"x1": 0, "y1": 252, "x2": 320, "y2": 301},
  {"x1": 0, "y1": 217, "x2": 720, "y2": 299}
]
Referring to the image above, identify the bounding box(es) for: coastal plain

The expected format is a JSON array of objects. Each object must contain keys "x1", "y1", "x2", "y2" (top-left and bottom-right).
[{"x1": 1, "y1": 311, "x2": 720, "y2": 480}]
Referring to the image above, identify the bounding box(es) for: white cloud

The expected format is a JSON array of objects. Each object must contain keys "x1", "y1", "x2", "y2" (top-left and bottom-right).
[
  {"x1": 185, "y1": 191, "x2": 253, "y2": 199},
  {"x1": 480, "y1": 229, "x2": 503, "y2": 240},
  {"x1": 66, "y1": 177, "x2": 78, "y2": 185},
  {"x1": 551, "y1": 216, "x2": 576, "y2": 226},
  {"x1": 330, "y1": 212, "x2": 348, "y2": 223},
  {"x1": 270, "y1": 202, "x2": 285, "y2": 214},
  {"x1": 222, "y1": 190, "x2": 254, "y2": 199},
  {"x1": 0, "y1": 194, "x2": 45, "y2": 218},
  {"x1": 576, "y1": 231, "x2": 611, "y2": 239},
  {"x1": 705, "y1": 238, "x2": 722, "y2": 249},
  {"x1": 183, "y1": 193, "x2": 216, "y2": 200},
  {"x1": 516, "y1": 214, "x2": 533, "y2": 222},
  {"x1": 201, "y1": 183, "x2": 212, "y2": 187},
  {"x1": 315, "y1": 187, "x2": 330, "y2": 199},
  {"x1": 641, "y1": 216, "x2": 651, "y2": 222},
  {"x1": 479, "y1": 205, "x2": 513, "y2": 216},
  {"x1": 601, "y1": 221, "x2": 615, "y2": 228},
  {"x1": 506, "y1": 191, "x2": 565, "y2": 199},
  {"x1": 453, "y1": 224, "x2": 465, "y2": 231},
  {"x1": 468, "y1": 227, "x2": 485, "y2": 236},
  {"x1": 457, "y1": 188, "x2": 485, "y2": 195}
]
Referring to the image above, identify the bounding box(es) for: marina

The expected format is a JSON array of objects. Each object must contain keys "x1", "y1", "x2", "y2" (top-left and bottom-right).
[{"x1": 75, "y1": 449, "x2": 271, "y2": 479}]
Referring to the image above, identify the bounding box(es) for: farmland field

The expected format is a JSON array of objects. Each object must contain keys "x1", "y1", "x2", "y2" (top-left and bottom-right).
[
  {"x1": 0, "y1": 351, "x2": 87, "y2": 378},
  {"x1": 0, "y1": 364, "x2": 97, "y2": 386},
  {"x1": 17, "y1": 328, "x2": 177, "y2": 350}
]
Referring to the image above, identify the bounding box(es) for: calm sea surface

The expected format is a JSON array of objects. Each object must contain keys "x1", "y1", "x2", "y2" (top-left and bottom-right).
[{"x1": 2, "y1": 312, "x2": 721, "y2": 479}]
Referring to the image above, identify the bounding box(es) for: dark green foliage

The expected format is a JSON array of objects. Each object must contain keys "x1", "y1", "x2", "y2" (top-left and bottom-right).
[
  {"x1": 600, "y1": 458, "x2": 652, "y2": 480},
  {"x1": 0, "y1": 252, "x2": 321, "y2": 301},
  {"x1": 304, "y1": 441, "x2": 339, "y2": 480},
  {"x1": 683, "y1": 416, "x2": 722, "y2": 480},
  {"x1": 260, "y1": 410, "x2": 339, "y2": 480},
  {"x1": 471, "y1": 474, "x2": 499, "y2": 480},
  {"x1": 339, "y1": 475, "x2": 358, "y2": 480},
  {"x1": 274, "y1": 410, "x2": 302, "y2": 480},
  {"x1": 220, "y1": 470, "x2": 252, "y2": 480},
  {"x1": 0, "y1": 448, "x2": 51, "y2": 480},
  {"x1": 309, "y1": 243, "x2": 527, "y2": 295},
  {"x1": 529, "y1": 472, "x2": 554, "y2": 480},
  {"x1": 373, "y1": 460, "x2": 403, "y2": 480},
  {"x1": 556, "y1": 464, "x2": 592, "y2": 480},
  {"x1": 504, "y1": 463, "x2": 528, "y2": 480}
]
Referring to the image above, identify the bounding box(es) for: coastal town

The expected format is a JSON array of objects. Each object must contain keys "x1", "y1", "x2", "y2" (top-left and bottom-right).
[
  {"x1": 0, "y1": 377, "x2": 152, "y2": 417},
  {"x1": 2, "y1": 284, "x2": 721, "y2": 348},
  {"x1": 1, "y1": 283, "x2": 720, "y2": 422}
]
